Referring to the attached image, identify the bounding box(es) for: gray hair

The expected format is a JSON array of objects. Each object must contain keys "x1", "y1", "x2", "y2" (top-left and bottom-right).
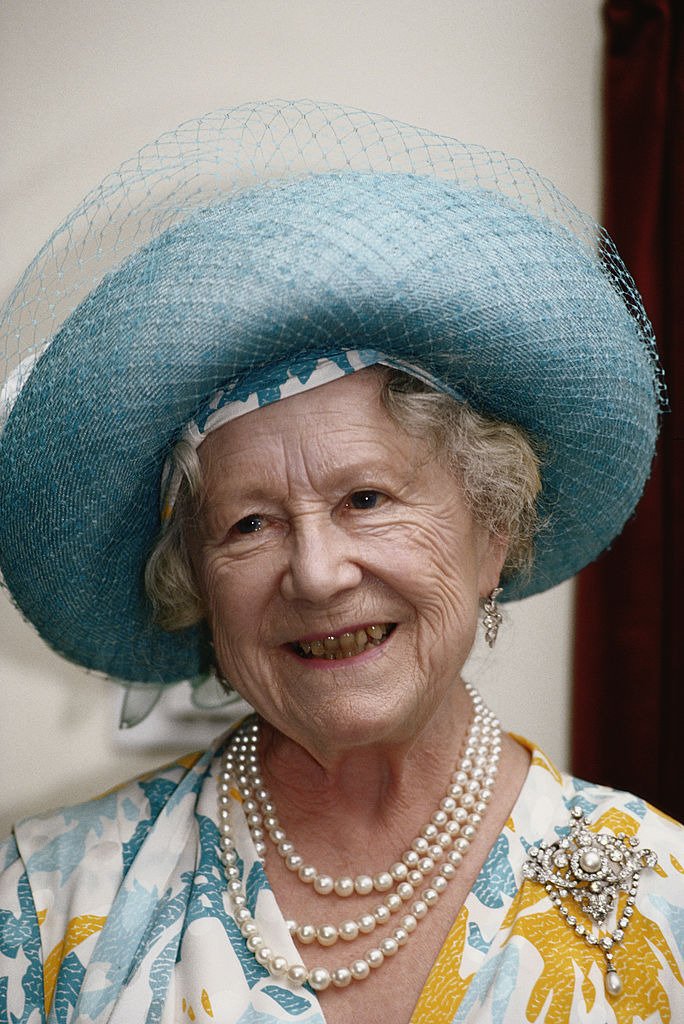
[{"x1": 145, "y1": 369, "x2": 542, "y2": 630}]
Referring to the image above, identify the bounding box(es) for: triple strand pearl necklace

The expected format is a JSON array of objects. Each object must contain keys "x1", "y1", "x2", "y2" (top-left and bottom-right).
[{"x1": 216, "y1": 683, "x2": 501, "y2": 992}]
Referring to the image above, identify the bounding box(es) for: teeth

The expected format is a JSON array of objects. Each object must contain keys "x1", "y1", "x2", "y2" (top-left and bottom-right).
[{"x1": 293, "y1": 624, "x2": 392, "y2": 660}]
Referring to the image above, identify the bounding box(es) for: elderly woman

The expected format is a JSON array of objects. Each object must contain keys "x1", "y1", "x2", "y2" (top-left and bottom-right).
[{"x1": 0, "y1": 102, "x2": 682, "y2": 1024}]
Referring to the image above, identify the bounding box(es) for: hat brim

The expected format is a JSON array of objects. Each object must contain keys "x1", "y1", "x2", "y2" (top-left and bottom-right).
[{"x1": 0, "y1": 172, "x2": 658, "y2": 683}]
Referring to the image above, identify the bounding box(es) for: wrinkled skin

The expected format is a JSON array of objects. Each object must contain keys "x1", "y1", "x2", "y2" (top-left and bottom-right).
[{"x1": 190, "y1": 369, "x2": 506, "y2": 766}]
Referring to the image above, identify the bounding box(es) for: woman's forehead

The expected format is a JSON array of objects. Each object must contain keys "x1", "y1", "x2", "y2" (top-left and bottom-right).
[
  {"x1": 200, "y1": 368, "x2": 390, "y2": 461},
  {"x1": 196, "y1": 373, "x2": 440, "y2": 513}
]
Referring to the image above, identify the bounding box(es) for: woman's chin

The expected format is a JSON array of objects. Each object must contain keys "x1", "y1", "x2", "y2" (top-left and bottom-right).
[
  {"x1": 233, "y1": 627, "x2": 460, "y2": 757},
  {"x1": 279, "y1": 673, "x2": 445, "y2": 757}
]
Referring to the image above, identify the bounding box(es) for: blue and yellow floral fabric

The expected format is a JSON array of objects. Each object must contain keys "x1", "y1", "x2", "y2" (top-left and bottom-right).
[{"x1": 1, "y1": 736, "x2": 682, "y2": 1023}]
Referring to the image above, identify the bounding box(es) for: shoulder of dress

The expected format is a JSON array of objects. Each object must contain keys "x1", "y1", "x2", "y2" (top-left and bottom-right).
[
  {"x1": 512, "y1": 737, "x2": 684, "y2": 855},
  {"x1": 12, "y1": 745, "x2": 216, "y2": 879},
  {"x1": 560, "y1": 774, "x2": 684, "y2": 855}
]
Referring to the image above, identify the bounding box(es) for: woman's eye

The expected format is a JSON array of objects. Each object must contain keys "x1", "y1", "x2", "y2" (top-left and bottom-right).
[
  {"x1": 347, "y1": 490, "x2": 384, "y2": 510},
  {"x1": 233, "y1": 514, "x2": 264, "y2": 535}
]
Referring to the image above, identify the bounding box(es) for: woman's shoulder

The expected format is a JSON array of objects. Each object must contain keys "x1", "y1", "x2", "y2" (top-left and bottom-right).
[
  {"x1": 518, "y1": 738, "x2": 684, "y2": 843},
  {"x1": 0, "y1": 746, "x2": 219, "y2": 1020},
  {"x1": 13, "y1": 746, "x2": 216, "y2": 873}
]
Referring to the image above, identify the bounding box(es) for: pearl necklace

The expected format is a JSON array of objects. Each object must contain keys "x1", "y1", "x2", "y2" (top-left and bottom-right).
[{"x1": 216, "y1": 683, "x2": 501, "y2": 991}]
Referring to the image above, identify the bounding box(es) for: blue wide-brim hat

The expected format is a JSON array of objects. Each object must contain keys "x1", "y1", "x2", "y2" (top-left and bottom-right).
[{"x1": 0, "y1": 100, "x2": 664, "y2": 691}]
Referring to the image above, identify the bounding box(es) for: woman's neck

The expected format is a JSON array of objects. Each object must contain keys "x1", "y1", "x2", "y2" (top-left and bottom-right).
[{"x1": 257, "y1": 680, "x2": 483, "y2": 863}]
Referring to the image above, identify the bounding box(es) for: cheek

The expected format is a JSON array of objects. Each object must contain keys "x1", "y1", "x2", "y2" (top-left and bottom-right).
[
  {"x1": 373, "y1": 513, "x2": 483, "y2": 609},
  {"x1": 199, "y1": 553, "x2": 272, "y2": 641},
  {"x1": 368, "y1": 524, "x2": 482, "y2": 685}
]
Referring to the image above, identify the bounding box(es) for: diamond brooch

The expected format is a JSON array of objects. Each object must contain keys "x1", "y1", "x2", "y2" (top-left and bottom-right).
[{"x1": 523, "y1": 805, "x2": 658, "y2": 997}]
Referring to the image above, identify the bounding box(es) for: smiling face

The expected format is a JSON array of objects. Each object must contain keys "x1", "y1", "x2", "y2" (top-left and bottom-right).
[{"x1": 189, "y1": 370, "x2": 505, "y2": 755}]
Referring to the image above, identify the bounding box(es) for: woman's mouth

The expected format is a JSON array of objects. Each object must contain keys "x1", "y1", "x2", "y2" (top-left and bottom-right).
[{"x1": 290, "y1": 623, "x2": 396, "y2": 660}]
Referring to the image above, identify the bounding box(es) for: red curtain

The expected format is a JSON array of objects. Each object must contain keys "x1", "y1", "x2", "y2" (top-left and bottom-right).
[{"x1": 573, "y1": 0, "x2": 683, "y2": 821}]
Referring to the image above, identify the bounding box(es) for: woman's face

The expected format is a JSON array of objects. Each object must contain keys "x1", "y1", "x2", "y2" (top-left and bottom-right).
[{"x1": 190, "y1": 370, "x2": 505, "y2": 754}]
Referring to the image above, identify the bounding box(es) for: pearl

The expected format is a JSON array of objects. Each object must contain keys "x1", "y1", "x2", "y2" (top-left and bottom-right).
[
  {"x1": 380, "y1": 937, "x2": 399, "y2": 957},
  {"x1": 605, "y1": 970, "x2": 622, "y2": 996},
  {"x1": 331, "y1": 967, "x2": 352, "y2": 988},
  {"x1": 412, "y1": 900, "x2": 428, "y2": 919},
  {"x1": 309, "y1": 967, "x2": 331, "y2": 991},
  {"x1": 579, "y1": 849, "x2": 602, "y2": 873},
  {"x1": 334, "y1": 876, "x2": 355, "y2": 898},
  {"x1": 350, "y1": 959, "x2": 371, "y2": 980},
  {"x1": 287, "y1": 964, "x2": 308, "y2": 986},
  {"x1": 401, "y1": 913, "x2": 418, "y2": 933},
  {"x1": 338, "y1": 920, "x2": 359, "y2": 941},
  {"x1": 390, "y1": 861, "x2": 409, "y2": 881},
  {"x1": 296, "y1": 924, "x2": 316, "y2": 944},
  {"x1": 373, "y1": 905, "x2": 391, "y2": 924},
  {"x1": 397, "y1": 882, "x2": 415, "y2": 901},
  {"x1": 317, "y1": 924, "x2": 338, "y2": 946},
  {"x1": 385, "y1": 893, "x2": 402, "y2": 913},
  {"x1": 366, "y1": 948, "x2": 385, "y2": 969},
  {"x1": 374, "y1": 871, "x2": 394, "y2": 892},
  {"x1": 246, "y1": 934, "x2": 264, "y2": 952},
  {"x1": 298, "y1": 864, "x2": 317, "y2": 883},
  {"x1": 354, "y1": 874, "x2": 374, "y2": 895},
  {"x1": 313, "y1": 874, "x2": 334, "y2": 895},
  {"x1": 271, "y1": 956, "x2": 288, "y2": 976},
  {"x1": 255, "y1": 946, "x2": 272, "y2": 966},
  {"x1": 393, "y1": 927, "x2": 409, "y2": 946}
]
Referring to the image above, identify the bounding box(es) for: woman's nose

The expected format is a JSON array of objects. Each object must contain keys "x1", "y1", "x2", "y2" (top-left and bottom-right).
[{"x1": 279, "y1": 519, "x2": 363, "y2": 604}]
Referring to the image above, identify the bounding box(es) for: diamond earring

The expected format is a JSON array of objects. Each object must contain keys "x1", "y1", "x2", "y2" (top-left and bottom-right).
[{"x1": 482, "y1": 586, "x2": 503, "y2": 647}]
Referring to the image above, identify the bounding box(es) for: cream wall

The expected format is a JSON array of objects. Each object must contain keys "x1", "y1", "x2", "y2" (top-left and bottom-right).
[{"x1": 0, "y1": 0, "x2": 600, "y2": 837}]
